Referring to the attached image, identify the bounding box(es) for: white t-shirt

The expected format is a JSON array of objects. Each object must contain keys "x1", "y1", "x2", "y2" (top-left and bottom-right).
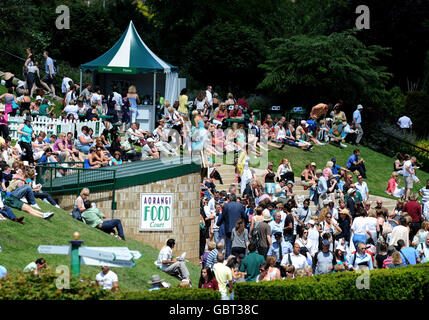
[
  {"x1": 62, "y1": 77, "x2": 73, "y2": 93},
  {"x1": 95, "y1": 270, "x2": 118, "y2": 290},
  {"x1": 351, "y1": 216, "x2": 368, "y2": 235},
  {"x1": 355, "y1": 181, "x2": 369, "y2": 201},
  {"x1": 64, "y1": 104, "x2": 79, "y2": 119},
  {"x1": 397, "y1": 116, "x2": 412, "y2": 129},
  {"x1": 206, "y1": 90, "x2": 213, "y2": 106},
  {"x1": 90, "y1": 93, "x2": 102, "y2": 106},
  {"x1": 156, "y1": 246, "x2": 172, "y2": 270},
  {"x1": 402, "y1": 160, "x2": 413, "y2": 177},
  {"x1": 280, "y1": 252, "x2": 308, "y2": 270},
  {"x1": 113, "y1": 92, "x2": 123, "y2": 109}
]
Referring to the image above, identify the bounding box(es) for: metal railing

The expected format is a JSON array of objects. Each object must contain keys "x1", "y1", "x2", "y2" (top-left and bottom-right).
[{"x1": 36, "y1": 163, "x2": 117, "y2": 210}]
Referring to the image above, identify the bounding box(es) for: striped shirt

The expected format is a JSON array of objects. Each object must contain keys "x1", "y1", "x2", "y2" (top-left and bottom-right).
[
  {"x1": 419, "y1": 186, "x2": 429, "y2": 205},
  {"x1": 206, "y1": 249, "x2": 218, "y2": 269}
]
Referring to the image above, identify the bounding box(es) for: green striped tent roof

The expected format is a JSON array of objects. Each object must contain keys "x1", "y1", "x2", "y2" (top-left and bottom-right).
[{"x1": 80, "y1": 21, "x2": 177, "y2": 74}]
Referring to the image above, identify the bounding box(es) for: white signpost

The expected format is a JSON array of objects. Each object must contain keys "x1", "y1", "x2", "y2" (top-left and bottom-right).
[
  {"x1": 140, "y1": 193, "x2": 174, "y2": 231},
  {"x1": 37, "y1": 233, "x2": 142, "y2": 275}
]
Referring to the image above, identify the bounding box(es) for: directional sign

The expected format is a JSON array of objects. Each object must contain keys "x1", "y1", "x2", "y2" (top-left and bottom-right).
[
  {"x1": 80, "y1": 256, "x2": 136, "y2": 268},
  {"x1": 129, "y1": 250, "x2": 142, "y2": 260},
  {"x1": 38, "y1": 245, "x2": 70, "y2": 255},
  {"x1": 84, "y1": 247, "x2": 142, "y2": 261},
  {"x1": 78, "y1": 248, "x2": 116, "y2": 261}
]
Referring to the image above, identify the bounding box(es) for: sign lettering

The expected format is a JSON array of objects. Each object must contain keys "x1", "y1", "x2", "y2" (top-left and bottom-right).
[{"x1": 140, "y1": 194, "x2": 173, "y2": 231}]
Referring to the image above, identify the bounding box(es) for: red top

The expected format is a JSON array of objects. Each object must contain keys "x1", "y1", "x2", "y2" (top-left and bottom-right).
[
  {"x1": 403, "y1": 200, "x2": 422, "y2": 223},
  {"x1": 237, "y1": 98, "x2": 248, "y2": 110},
  {"x1": 198, "y1": 278, "x2": 219, "y2": 290},
  {"x1": 229, "y1": 109, "x2": 242, "y2": 118}
]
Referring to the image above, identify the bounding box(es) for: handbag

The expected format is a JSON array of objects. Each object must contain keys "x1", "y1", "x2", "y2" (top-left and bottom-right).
[{"x1": 382, "y1": 221, "x2": 392, "y2": 236}]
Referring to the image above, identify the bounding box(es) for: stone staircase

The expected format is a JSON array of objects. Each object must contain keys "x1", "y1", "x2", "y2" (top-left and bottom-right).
[{"x1": 214, "y1": 164, "x2": 397, "y2": 212}]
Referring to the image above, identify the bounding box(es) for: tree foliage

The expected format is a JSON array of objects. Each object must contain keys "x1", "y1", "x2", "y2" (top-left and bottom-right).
[{"x1": 258, "y1": 31, "x2": 392, "y2": 107}]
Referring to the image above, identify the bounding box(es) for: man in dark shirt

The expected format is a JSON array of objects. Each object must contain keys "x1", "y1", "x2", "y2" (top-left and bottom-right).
[
  {"x1": 257, "y1": 211, "x2": 272, "y2": 258},
  {"x1": 283, "y1": 205, "x2": 295, "y2": 245},
  {"x1": 403, "y1": 193, "x2": 422, "y2": 240},
  {"x1": 239, "y1": 242, "x2": 265, "y2": 282},
  {"x1": 216, "y1": 194, "x2": 247, "y2": 258}
]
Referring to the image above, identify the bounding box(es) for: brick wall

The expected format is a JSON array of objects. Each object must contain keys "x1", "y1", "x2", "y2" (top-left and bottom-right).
[{"x1": 57, "y1": 172, "x2": 201, "y2": 264}]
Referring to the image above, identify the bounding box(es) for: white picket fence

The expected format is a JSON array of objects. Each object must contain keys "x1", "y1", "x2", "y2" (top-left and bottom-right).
[{"x1": 7, "y1": 116, "x2": 105, "y2": 140}]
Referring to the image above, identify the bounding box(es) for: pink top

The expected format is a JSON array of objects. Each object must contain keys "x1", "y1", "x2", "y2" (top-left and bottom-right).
[
  {"x1": 386, "y1": 177, "x2": 397, "y2": 195},
  {"x1": 323, "y1": 167, "x2": 332, "y2": 180}
]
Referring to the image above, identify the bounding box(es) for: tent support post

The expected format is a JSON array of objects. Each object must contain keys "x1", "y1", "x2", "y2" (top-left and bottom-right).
[
  {"x1": 79, "y1": 70, "x2": 82, "y2": 95},
  {"x1": 153, "y1": 72, "x2": 156, "y2": 128}
]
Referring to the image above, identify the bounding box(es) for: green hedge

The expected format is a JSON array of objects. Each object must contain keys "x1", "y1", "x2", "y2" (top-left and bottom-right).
[
  {"x1": 116, "y1": 287, "x2": 221, "y2": 300},
  {"x1": 234, "y1": 264, "x2": 429, "y2": 300},
  {"x1": 0, "y1": 270, "x2": 220, "y2": 300},
  {"x1": 0, "y1": 270, "x2": 109, "y2": 300}
]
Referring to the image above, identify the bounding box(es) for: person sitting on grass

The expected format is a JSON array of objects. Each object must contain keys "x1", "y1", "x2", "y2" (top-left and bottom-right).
[
  {"x1": 81, "y1": 200, "x2": 125, "y2": 240},
  {"x1": 23, "y1": 258, "x2": 47, "y2": 275},
  {"x1": 0, "y1": 189, "x2": 25, "y2": 224},
  {"x1": 1, "y1": 185, "x2": 54, "y2": 219}
]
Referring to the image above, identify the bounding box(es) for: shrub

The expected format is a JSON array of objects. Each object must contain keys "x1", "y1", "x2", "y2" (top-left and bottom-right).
[
  {"x1": 234, "y1": 264, "x2": 429, "y2": 300},
  {"x1": 0, "y1": 269, "x2": 110, "y2": 300},
  {"x1": 115, "y1": 287, "x2": 221, "y2": 300}
]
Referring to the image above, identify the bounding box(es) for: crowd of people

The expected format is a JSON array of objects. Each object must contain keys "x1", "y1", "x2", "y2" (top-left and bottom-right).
[{"x1": 195, "y1": 143, "x2": 428, "y2": 299}]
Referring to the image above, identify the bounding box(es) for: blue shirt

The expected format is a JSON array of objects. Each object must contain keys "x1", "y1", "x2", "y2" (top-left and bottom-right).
[
  {"x1": 206, "y1": 249, "x2": 218, "y2": 269},
  {"x1": 399, "y1": 247, "x2": 419, "y2": 265},
  {"x1": 331, "y1": 164, "x2": 342, "y2": 175},
  {"x1": 348, "y1": 252, "x2": 374, "y2": 270},
  {"x1": 45, "y1": 57, "x2": 55, "y2": 75},
  {"x1": 267, "y1": 240, "x2": 293, "y2": 262},
  {"x1": 353, "y1": 110, "x2": 361, "y2": 124},
  {"x1": 347, "y1": 154, "x2": 358, "y2": 169},
  {"x1": 149, "y1": 286, "x2": 161, "y2": 292},
  {"x1": 0, "y1": 265, "x2": 7, "y2": 279}
]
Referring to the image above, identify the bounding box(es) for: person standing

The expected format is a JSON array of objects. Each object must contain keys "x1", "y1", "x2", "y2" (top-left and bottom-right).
[
  {"x1": 280, "y1": 243, "x2": 308, "y2": 271},
  {"x1": 419, "y1": 179, "x2": 429, "y2": 217},
  {"x1": 353, "y1": 104, "x2": 363, "y2": 145},
  {"x1": 355, "y1": 175, "x2": 369, "y2": 202},
  {"x1": 213, "y1": 253, "x2": 233, "y2": 300},
  {"x1": 402, "y1": 154, "x2": 416, "y2": 200},
  {"x1": 127, "y1": 85, "x2": 140, "y2": 124},
  {"x1": 397, "y1": 113, "x2": 413, "y2": 135},
  {"x1": 348, "y1": 242, "x2": 374, "y2": 271},
  {"x1": 312, "y1": 240, "x2": 336, "y2": 275},
  {"x1": 95, "y1": 266, "x2": 119, "y2": 292},
  {"x1": 256, "y1": 211, "x2": 272, "y2": 258},
  {"x1": 40, "y1": 51, "x2": 56, "y2": 97},
  {"x1": 17, "y1": 116, "x2": 34, "y2": 164},
  {"x1": 239, "y1": 242, "x2": 265, "y2": 282},
  {"x1": 403, "y1": 193, "x2": 423, "y2": 241},
  {"x1": 205, "y1": 85, "x2": 213, "y2": 108},
  {"x1": 396, "y1": 239, "x2": 420, "y2": 266},
  {"x1": 216, "y1": 194, "x2": 247, "y2": 258}
]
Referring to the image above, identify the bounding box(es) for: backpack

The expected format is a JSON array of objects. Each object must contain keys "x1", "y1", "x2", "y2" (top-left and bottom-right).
[{"x1": 250, "y1": 221, "x2": 261, "y2": 246}]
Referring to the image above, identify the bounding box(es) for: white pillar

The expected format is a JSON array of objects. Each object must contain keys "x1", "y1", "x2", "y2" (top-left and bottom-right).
[{"x1": 79, "y1": 70, "x2": 82, "y2": 95}]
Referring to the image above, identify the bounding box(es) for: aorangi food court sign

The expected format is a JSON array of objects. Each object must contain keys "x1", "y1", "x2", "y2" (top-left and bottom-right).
[{"x1": 140, "y1": 194, "x2": 173, "y2": 231}]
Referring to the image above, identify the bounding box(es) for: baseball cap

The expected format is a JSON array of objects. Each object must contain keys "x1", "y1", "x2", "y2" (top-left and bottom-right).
[
  {"x1": 286, "y1": 180, "x2": 294, "y2": 185},
  {"x1": 331, "y1": 157, "x2": 336, "y2": 163},
  {"x1": 311, "y1": 162, "x2": 317, "y2": 167},
  {"x1": 347, "y1": 188, "x2": 356, "y2": 195},
  {"x1": 301, "y1": 120, "x2": 308, "y2": 127},
  {"x1": 336, "y1": 244, "x2": 346, "y2": 252},
  {"x1": 322, "y1": 239, "x2": 330, "y2": 246},
  {"x1": 146, "y1": 138, "x2": 154, "y2": 143},
  {"x1": 35, "y1": 95, "x2": 42, "y2": 101},
  {"x1": 274, "y1": 232, "x2": 283, "y2": 239},
  {"x1": 308, "y1": 219, "x2": 315, "y2": 225},
  {"x1": 357, "y1": 104, "x2": 363, "y2": 110}
]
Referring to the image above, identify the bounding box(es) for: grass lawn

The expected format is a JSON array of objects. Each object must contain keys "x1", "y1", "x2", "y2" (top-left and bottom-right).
[
  {"x1": 0, "y1": 200, "x2": 201, "y2": 291},
  {"x1": 263, "y1": 142, "x2": 429, "y2": 199}
]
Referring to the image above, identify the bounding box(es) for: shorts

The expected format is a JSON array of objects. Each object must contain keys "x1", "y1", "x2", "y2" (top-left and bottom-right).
[
  {"x1": 404, "y1": 176, "x2": 413, "y2": 189},
  {"x1": 4, "y1": 196, "x2": 24, "y2": 210},
  {"x1": 42, "y1": 74, "x2": 55, "y2": 85}
]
